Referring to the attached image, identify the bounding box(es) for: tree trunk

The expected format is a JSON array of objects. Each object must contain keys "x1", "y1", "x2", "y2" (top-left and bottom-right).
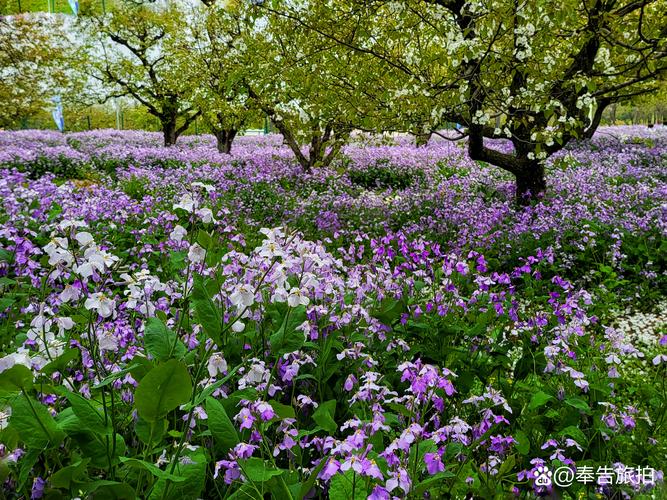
[
  {"x1": 515, "y1": 162, "x2": 546, "y2": 206},
  {"x1": 415, "y1": 131, "x2": 432, "y2": 147},
  {"x1": 214, "y1": 129, "x2": 237, "y2": 154},
  {"x1": 162, "y1": 119, "x2": 178, "y2": 147}
]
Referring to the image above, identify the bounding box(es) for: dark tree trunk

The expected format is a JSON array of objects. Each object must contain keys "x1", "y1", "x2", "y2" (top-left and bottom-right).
[
  {"x1": 514, "y1": 162, "x2": 546, "y2": 206},
  {"x1": 214, "y1": 129, "x2": 237, "y2": 154},
  {"x1": 415, "y1": 131, "x2": 432, "y2": 147},
  {"x1": 162, "y1": 119, "x2": 178, "y2": 146}
]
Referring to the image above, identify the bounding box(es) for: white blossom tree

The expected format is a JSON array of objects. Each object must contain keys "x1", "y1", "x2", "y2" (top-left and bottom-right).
[{"x1": 260, "y1": 0, "x2": 667, "y2": 202}]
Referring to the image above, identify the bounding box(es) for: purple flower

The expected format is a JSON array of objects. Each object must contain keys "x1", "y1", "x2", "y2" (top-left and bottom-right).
[
  {"x1": 424, "y1": 452, "x2": 444, "y2": 475},
  {"x1": 31, "y1": 477, "x2": 46, "y2": 499},
  {"x1": 255, "y1": 401, "x2": 275, "y2": 422},
  {"x1": 236, "y1": 408, "x2": 255, "y2": 430},
  {"x1": 368, "y1": 486, "x2": 390, "y2": 500}
]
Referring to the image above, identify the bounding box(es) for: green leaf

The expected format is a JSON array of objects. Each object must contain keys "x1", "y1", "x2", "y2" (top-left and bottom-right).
[
  {"x1": 0, "y1": 249, "x2": 12, "y2": 262},
  {"x1": 268, "y1": 400, "x2": 296, "y2": 420},
  {"x1": 0, "y1": 297, "x2": 15, "y2": 310},
  {"x1": 0, "y1": 365, "x2": 33, "y2": 394},
  {"x1": 191, "y1": 275, "x2": 223, "y2": 345},
  {"x1": 413, "y1": 471, "x2": 456, "y2": 495},
  {"x1": 528, "y1": 391, "x2": 553, "y2": 410},
  {"x1": 135, "y1": 418, "x2": 168, "y2": 445},
  {"x1": 328, "y1": 470, "x2": 368, "y2": 500},
  {"x1": 147, "y1": 449, "x2": 207, "y2": 500},
  {"x1": 205, "y1": 396, "x2": 239, "y2": 452},
  {"x1": 269, "y1": 305, "x2": 307, "y2": 355},
  {"x1": 134, "y1": 360, "x2": 192, "y2": 422},
  {"x1": 565, "y1": 397, "x2": 591, "y2": 414},
  {"x1": 144, "y1": 317, "x2": 186, "y2": 361},
  {"x1": 18, "y1": 448, "x2": 40, "y2": 490},
  {"x1": 312, "y1": 400, "x2": 337, "y2": 433},
  {"x1": 0, "y1": 277, "x2": 16, "y2": 287},
  {"x1": 513, "y1": 429, "x2": 530, "y2": 455},
  {"x1": 372, "y1": 298, "x2": 405, "y2": 325},
  {"x1": 85, "y1": 480, "x2": 136, "y2": 499},
  {"x1": 50, "y1": 458, "x2": 90, "y2": 489},
  {"x1": 239, "y1": 457, "x2": 284, "y2": 482},
  {"x1": 60, "y1": 389, "x2": 110, "y2": 435},
  {"x1": 40, "y1": 348, "x2": 80, "y2": 376},
  {"x1": 10, "y1": 394, "x2": 65, "y2": 448},
  {"x1": 119, "y1": 458, "x2": 187, "y2": 482},
  {"x1": 558, "y1": 425, "x2": 587, "y2": 446}
]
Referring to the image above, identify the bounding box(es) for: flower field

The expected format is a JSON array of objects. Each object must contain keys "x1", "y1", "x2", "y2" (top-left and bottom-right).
[{"x1": 0, "y1": 126, "x2": 666, "y2": 499}]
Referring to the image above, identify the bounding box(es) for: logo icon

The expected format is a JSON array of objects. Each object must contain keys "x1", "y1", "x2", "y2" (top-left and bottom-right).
[{"x1": 534, "y1": 466, "x2": 553, "y2": 487}]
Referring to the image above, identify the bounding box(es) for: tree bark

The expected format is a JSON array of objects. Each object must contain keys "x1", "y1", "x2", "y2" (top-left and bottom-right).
[
  {"x1": 214, "y1": 128, "x2": 237, "y2": 154},
  {"x1": 514, "y1": 162, "x2": 546, "y2": 206},
  {"x1": 162, "y1": 119, "x2": 178, "y2": 146}
]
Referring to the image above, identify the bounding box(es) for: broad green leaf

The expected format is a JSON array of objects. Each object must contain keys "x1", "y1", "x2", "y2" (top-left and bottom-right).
[
  {"x1": 10, "y1": 394, "x2": 65, "y2": 448},
  {"x1": 565, "y1": 397, "x2": 591, "y2": 414},
  {"x1": 50, "y1": 458, "x2": 90, "y2": 489},
  {"x1": 268, "y1": 400, "x2": 296, "y2": 420},
  {"x1": 528, "y1": 391, "x2": 553, "y2": 410},
  {"x1": 40, "y1": 348, "x2": 80, "y2": 376},
  {"x1": 205, "y1": 396, "x2": 239, "y2": 452},
  {"x1": 269, "y1": 304, "x2": 307, "y2": 355},
  {"x1": 135, "y1": 418, "x2": 168, "y2": 445},
  {"x1": 134, "y1": 360, "x2": 192, "y2": 422},
  {"x1": 60, "y1": 389, "x2": 110, "y2": 435},
  {"x1": 328, "y1": 469, "x2": 368, "y2": 500},
  {"x1": 119, "y1": 458, "x2": 187, "y2": 482},
  {"x1": 192, "y1": 275, "x2": 223, "y2": 345},
  {"x1": 558, "y1": 426, "x2": 588, "y2": 446},
  {"x1": 312, "y1": 400, "x2": 336, "y2": 433},
  {"x1": 0, "y1": 365, "x2": 33, "y2": 394},
  {"x1": 413, "y1": 471, "x2": 456, "y2": 496},
  {"x1": 144, "y1": 317, "x2": 186, "y2": 361},
  {"x1": 147, "y1": 449, "x2": 207, "y2": 500},
  {"x1": 239, "y1": 457, "x2": 284, "y2": 482},
  {"x1": 86, "y1": 480, "x2": 136, "y2": 499}
]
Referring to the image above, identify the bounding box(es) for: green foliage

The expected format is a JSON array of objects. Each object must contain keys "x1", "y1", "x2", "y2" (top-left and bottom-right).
[{"x1": 348, "y1": 160, "x2": 424, "y2": 190}]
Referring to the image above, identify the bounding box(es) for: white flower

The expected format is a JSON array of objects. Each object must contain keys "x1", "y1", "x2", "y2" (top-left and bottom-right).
[
  {"x1": 170, "y1": 225, "x2": 188, "y2": 242},
  {"x1": 0, "y1": 406, "x2": 11, "y2": 430},
  {"x1": 287, "y1": 287, "x2": 309, "y2": 308},
  {"x1": 188, "y1": 243, "x2": 206, "y2": 264},
  {"x1": 75, "y1": 247, "x2": 118, "y2": 279},
  {"x1": 55, "y1": 317, "x2": 75, "y2": 335},
  {"x1": 196, "y1": 208, "x2": 216, "y2": 224},
  {"x1": 259, "y1": 227, "x2": 285, "y2": 241},
  {"x1": 191, "y1": 182, "x2": 215, "y2": 193},
  {"x1": 84, "y1": 292, "x2": 116, "y2": 318},
  {"x1": 44, "y1": 237, "x2": 74, "y2": 267},
  {"x1": 74, "y1": 231, "x2": 94, "y2": 247},
  {"x1": 231, "y1": 320, "x2": 245, "y2": 333},
  {"x1": 59, "y1": 284, "x2": 81, "y2": 303},
  {"x1": 0, "y1": 352, "x2": 32, "y2": 373},
  {"x1": 58, "y1": 219, "x2": 87, "y2": 231},
  {"x1": 230, "y1": 284, "x2": 254, "y2": 308},
  {"x1": 97, "y1": 331, "x2": 119, "y2": 353},
  {"x1": 258, "y1": 240, "x2": 286, "y2": 259},
  {"x1": 207, "y1": 353, "x2": 228, "y2": 378},
  {"x1": 173, "y1": 193, "x2": 197, "y2": 213}
]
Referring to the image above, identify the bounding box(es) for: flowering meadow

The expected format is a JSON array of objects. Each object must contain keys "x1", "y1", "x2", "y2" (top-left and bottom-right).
[{"x1": 0, "y1": 126, "x2": 666, "y2": 499}]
